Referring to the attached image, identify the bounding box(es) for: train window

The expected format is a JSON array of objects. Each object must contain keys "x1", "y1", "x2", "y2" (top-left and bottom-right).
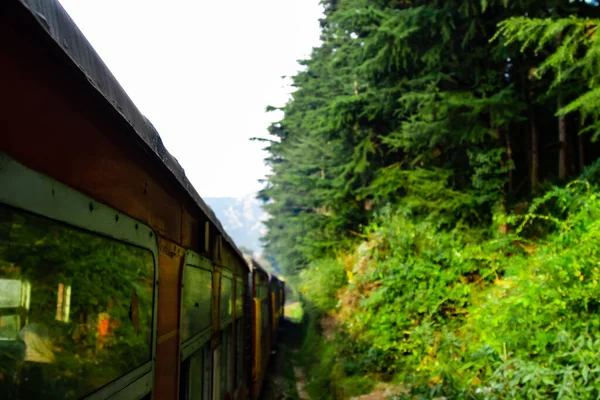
[
  {"x1": 220, "y1": 275, "x2": 233, "y2": 324},
  {"x1": 180, "y1": 349, "x2": 203, "y2": 400},
  {"x1": 0, "y1": 314, "x2": 20, "y2": 339},
  {"x1": 0, "y1": 204, "x2": 155, "y2": 399},
  {"x1": 179, "y1": 342, "x2": 211, "y2": 400},
  {"x1": 261, "y1": 285, "x2": 268, "y2": 300},
  {"x1": 254, "y1": 285, "x2": 261, "y2": 300},
  {"x1": 181, "y1": 349, "x2": 203, "y2": 399},
  {"x1": 181, "y1": 265, "x2": 212, "y2": 343}
]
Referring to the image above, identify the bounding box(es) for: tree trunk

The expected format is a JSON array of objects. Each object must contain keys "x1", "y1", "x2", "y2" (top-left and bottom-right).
[
  {"x1": 579, "y1": 133, "x2": 585, "y2": 172},
  {"x1": 558, "y1": 94, "x2": 568, "y2": 179},
  {"x1": 530, "y1": 94, "x2": 539, "y2": 193},
  {"x1": 506, "y1": 131, "x2": 513, "y2": 192},
  {"x1": 493, "y1": 127, "x2": 508, "y2": 235},
  {"x1": 557, "y1": 31, "x2": 569, "y2": 180}
]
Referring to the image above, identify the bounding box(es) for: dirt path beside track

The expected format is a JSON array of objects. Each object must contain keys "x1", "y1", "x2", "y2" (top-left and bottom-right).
[{"x1": 259, "y1": 319, "x2": 310, "y2": 400}]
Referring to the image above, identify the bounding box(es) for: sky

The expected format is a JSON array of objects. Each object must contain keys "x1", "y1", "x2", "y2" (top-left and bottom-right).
[{"x1": 57, "y1": 0, "x2": 323, "y2": 198}]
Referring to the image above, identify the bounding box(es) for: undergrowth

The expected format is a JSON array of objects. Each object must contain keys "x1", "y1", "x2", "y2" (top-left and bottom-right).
[{"x1": 294, "y1": 166, "x2": 600, "y2": 399}]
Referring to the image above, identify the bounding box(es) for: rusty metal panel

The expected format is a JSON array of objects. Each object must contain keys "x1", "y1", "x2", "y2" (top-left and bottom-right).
[{"x1": 12, "y1": 0, "x2": 249, "y2": 271}]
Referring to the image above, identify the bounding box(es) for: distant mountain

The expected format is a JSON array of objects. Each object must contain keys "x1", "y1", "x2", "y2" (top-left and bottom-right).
[{"x1": 205, "y1": 194, "x2": 267, "y2": 255}]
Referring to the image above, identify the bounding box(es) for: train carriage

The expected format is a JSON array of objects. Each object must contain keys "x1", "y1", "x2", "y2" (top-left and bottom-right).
[
  {"x1": 245, "y1": 258, "x2": 269, "y2": 400},
  {"x1": 0, "y1": 1, "x2": 283, "y2": 399},
  {"x1": 245, "y1": 260, "x2": 286, "y2": 400},
  {"x1": 268, "y1": 276, "x2": 285, "y2": 346}
]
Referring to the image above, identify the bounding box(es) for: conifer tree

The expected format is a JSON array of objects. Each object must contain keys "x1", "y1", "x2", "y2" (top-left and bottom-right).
[{"x1": 261, "y1": 0, "x2": 600, "y2": 276}]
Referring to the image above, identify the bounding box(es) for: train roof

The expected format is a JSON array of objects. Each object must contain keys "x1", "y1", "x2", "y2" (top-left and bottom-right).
[
  {"x1": 243, "y1": 255, "x2": 285, "y2": 283},
  {"x1": 11, "y1": 0, "x2": 247, "y2": 266},
  {"x1": 243, "y1": 255, "x2": 269, "y2": 276}
]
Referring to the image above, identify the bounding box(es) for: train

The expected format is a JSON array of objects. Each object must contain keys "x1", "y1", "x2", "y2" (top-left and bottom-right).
[{"x1": 0, "y1": 0, "x2": 285, "y2": 399}]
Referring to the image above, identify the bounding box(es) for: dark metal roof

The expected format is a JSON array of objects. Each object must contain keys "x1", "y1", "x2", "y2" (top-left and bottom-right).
[
  {"x1": 15, "y1": 0, "x2": 248, "y2": 268},
  {"x1": 244, "y1": 255, "x2": 269, "y2": 277}
]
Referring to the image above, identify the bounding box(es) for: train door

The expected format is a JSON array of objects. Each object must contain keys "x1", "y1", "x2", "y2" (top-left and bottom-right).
[
  {"x1": 179, "y1": 344, "x2": 212, "y2": 400},
  {"x1": 179, "y1": 251, "x2": 213, "y2": 400},
  {"x1": 212, "y1": 347, "x2": 221, "y2": 399},
  {"x1": 218, "y1": 271, "x2": 234, "y2": 400},
  {"x1": 234, "y1": 278, "x2": 244, "y2": 397}
]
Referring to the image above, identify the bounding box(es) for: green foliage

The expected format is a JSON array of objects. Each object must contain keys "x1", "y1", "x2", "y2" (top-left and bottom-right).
[
  {"x1": 299, "y1": 308, "x2": 337, "y2": 400},
  {"x1": 495, "y1": 13, "x2": 600, "y2": 139},
  {"x1": 298, "y1": 258, "x2": 347, "y2": 313},
  {"x1": 261, "y1": 0, "x2": 600, "y2": 398},
  {"x1": 0, "y1": 205, "x2": 154, "y2": 398},
  {"x1": 313, "y1": 176, "x2": 600, "y2": 398},
  {"x1": 284, "y1": 302, "x2": 304, "y2": 324}
]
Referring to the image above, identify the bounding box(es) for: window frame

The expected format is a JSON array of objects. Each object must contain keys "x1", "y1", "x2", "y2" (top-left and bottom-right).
[
  {"x1": 0, "y1": 152, "x2": 159, "y2": 400},
  {"x1": 180, "y1": 250, "x2": 214, "y2": 361}
]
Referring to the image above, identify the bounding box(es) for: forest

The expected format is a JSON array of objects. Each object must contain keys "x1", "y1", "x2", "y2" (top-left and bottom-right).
[{"x1": 260, "y1": 0, "x2": 600, "y2": 398}]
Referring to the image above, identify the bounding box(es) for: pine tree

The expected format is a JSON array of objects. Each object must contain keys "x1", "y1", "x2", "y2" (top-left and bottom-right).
[{"x1": 261, "y1": 0, "x2": 600, "y2": 276}]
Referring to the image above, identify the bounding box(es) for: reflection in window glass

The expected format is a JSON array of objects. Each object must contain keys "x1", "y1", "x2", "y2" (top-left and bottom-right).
[
  {"x1": 181, "y1": 266, "x2": 212, "y2": 342},
  {"x1": 0, "y1": 279, "x2": 25, "y2": 308},
  {"x1": 0, "y1": 315, "x2": 20, "y2": 340},
  {"x1": 220, "y1": 277, "x2": 232, "y2": 322},
  {"x1": 0, "y1": 204, "x2": 154, "y2": 399}
]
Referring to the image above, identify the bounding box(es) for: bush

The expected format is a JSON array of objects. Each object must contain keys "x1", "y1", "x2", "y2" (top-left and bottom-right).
[
  {"x1": 298, "y1": 176, "x2": 600, "y2": 399},
  {"x1": 298, "y1": 258, "x2": 347, "y2": 313}
]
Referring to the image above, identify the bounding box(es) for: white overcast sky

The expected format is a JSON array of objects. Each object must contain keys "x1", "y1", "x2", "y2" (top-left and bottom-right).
[{"x1": 57, "y1": 0, "x2": 323, "y2": 198}]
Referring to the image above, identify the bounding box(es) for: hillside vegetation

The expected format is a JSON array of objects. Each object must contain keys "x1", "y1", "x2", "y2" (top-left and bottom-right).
[{"x1": 260, "y1": 1, "x2": 600, "y2": 398}]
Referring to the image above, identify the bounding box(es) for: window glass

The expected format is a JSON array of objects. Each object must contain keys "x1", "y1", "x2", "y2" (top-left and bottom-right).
[
  {"x1": 180, "y1": 350, "x2": 203, "y2": 400},
  {"x1": 255, "y1": 285, "x2": 263, "y2": 300},
  {"x1": 0, "y1": 204, "x2": 154, "y2": 399},
  {"x1": 220, "y1": 277, "x2": 232, "y2": 322},
  {"x1": 0, "y1": 315, "x2": 20, "y2": 340},
  {"x1": 180, "y1": 343, "x2": 211, "y2": 400},
  {"x1": 181, "y1": 266, "x2": 212, "y2": 343}
]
